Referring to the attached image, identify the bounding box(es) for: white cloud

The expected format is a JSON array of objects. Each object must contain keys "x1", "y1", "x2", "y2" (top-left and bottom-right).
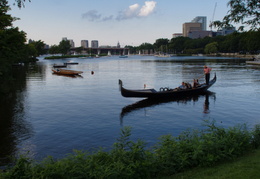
[
  {"x1": 117, "y1": 1, "x2": 157, "y2": 20},
  {"x1": 126, "y1": 3, "x2": 140, "y2": 17},
  {"x1": 82, "y1": 1, "x2": 157, "y2": 22},
  {"x1": 139, "y1": 1, "x2": 157, "y2": 17}
]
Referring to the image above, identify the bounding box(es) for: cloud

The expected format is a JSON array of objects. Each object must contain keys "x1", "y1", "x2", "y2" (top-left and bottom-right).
[
  {"x1": 82, "y1": 1, "x2": 157, "y2": 22},
  {"x1": 82, "y1": 10, "x2": 102, "y2": 21},
  {"x1": 138, "y1": 1, "x2": 157, "y2": 17},
  {"x1": 116, "y1": 1, "x2": 157, "y2": 21},
  {"x1": 82, "y1": 10, "x2": 114, "y2": 22}
]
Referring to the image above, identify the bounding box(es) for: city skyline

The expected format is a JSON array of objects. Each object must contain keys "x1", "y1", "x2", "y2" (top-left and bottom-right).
[{"x1": 9, "y1": 0, "x2": 231, "y2": 47}]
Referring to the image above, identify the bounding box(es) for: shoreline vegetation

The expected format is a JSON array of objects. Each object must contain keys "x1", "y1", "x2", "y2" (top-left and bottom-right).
[
  {"x1": 44, "y1": 55, "x2": 95, "y2": 60},
  {"x1": 1, "y1": 120, "x2": 260, "y2": 179},
  {"x1": 44, "y1": 53, "x2": 256, "y2": 60}
]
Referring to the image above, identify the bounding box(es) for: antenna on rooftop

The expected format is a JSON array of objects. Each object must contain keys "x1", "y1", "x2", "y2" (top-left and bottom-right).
[{"x1": 210, "y1": 2, "x2": 217, "y2": 30}]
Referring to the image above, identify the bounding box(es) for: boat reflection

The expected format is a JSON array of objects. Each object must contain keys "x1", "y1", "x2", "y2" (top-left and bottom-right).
[
  {"x1": 52, "y1": 73, "x2": 83, "y2": 78},
  {"x1": 120, "y1": 91, "x2": 216, "y2": 124}
]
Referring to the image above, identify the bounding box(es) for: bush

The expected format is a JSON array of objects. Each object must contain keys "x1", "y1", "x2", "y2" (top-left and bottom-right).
[{"x1": 1, "y1": 121, "x2": 260, "y2": 179}]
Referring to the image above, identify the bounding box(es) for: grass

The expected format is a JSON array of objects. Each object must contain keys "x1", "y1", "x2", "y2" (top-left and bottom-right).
[{"x1": 162, "y1": 149, "x2": 260, "y2": 179}]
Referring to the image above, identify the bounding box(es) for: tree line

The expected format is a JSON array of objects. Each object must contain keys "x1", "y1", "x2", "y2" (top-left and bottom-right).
[
  {"x1": 0, "y1": 0, "x2": 43, "y2": 78},
  {"x1": 127, "y1": 30, "x2": 260, "y2": 55}
]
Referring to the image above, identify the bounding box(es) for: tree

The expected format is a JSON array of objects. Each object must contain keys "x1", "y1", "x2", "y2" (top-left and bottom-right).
[
  {"x1": 28, "y1": 40, "x2": 47, "y2": 56},
  {"x1": 169, "y1": 37, "x2": 190, "y2": 54},
  {"x1": 0, "y1": 0, "x2": 16, "y2": 29},
  {"x1": 13, "y1": 0, "x2": 30, "y2": 8},
  {"x1": 49, "y1": 45, "x2": 60, "y2": 54},
  {"x1": 212, "y1": 0, "x2": 260, "y2": 31},
  {"x1": 59, "y1": 40, "x2": 71, "y2": 56},
  {"x1": 204, "y1": 42, "x2": 218, "y2": 54},
  {"x1": 153, "y1": 38, "x2": 169, "y2": 50},
  {"x1": 0, "y1": 0, "x2": 36, "y2": 77}
]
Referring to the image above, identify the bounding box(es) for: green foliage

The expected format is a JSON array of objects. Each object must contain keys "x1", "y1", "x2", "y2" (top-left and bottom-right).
[
  {"x1": 212, "y1": 0, "x2": 260, "y2": 31},
  {"x1": 159, "y1": 30, "x2": 260, "y2": 55},
  {"x1": 153, "y1": 38, "x2": 170, "y2": 52},
  {"x1": 28, "y1": 39, "x2": 47, "y2": 56},
  {"x1": 44, "y1": 55, "x2": 88, "y2": 59},
  {"x1": 14, "y1": 0, "x2": 31, "y2": 8},
  {"x1": 49, "y1": 45, "x2": 60, "y2": 54},
  {"x1": 0, "y1": 0, "x2": 16, "y2": 29},
  {"x1": 59, "y1": 40, "x2": 71, "y2": 56},
  {"x1": 204, "y1": 42, "x2": 218, "y2": 54},
  {"x1": 0, "y1": 0, "x2": 37, "y2": 80},
  {"x1": 1, "y1": 122, "x2": 260, "y2": 179}
]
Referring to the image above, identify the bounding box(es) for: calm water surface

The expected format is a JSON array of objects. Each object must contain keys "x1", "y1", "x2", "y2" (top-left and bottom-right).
[{"x1": 1, "y1": 55, "x2": 260, "y2": 167}]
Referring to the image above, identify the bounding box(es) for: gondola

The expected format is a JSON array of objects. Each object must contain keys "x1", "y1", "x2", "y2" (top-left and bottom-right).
[{"x1": 119, "y1": 73, "x2": 216, "y2": 99}]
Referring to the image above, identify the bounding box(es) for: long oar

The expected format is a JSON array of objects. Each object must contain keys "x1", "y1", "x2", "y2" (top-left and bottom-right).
[{"x1": 197, "y1": 74, "x2": 204, "y2": 80}]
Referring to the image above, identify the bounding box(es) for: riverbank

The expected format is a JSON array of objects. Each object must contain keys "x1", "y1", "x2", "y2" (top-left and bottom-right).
[{"x1": 1, "y1": 122, "x2": 260, "y2": 179}]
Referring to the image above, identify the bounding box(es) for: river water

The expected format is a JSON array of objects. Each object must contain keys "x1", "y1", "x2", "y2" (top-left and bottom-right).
[{"x1": 1, "y1": 55, "x2": 260, "y2": 167}]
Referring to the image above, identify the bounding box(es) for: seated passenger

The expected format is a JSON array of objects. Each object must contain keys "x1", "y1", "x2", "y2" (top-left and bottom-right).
[
  {"x1": 193, "y1": 79, "x2": 199, "y2": 88},
  {"x1": 178, "y1": 82, "x2": 187, "y2": 90},
  {"x1": 185, "y1": 82, "x2": 192, "y2": 89}
]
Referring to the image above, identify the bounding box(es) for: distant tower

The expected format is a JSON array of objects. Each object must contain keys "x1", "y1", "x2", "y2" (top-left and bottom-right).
[
  {"x1": 117, "y1": 41, "x2": 120, "y2": 48},
  {"x1": 191, "y1": 16, "x2": 207, "y2": 31},
  {"x1": 182, "y1": 22, "x2": 202, "y2": 37},
  {"x1": 91, "y1": 40, "x2": 99, "y2": 48},
  {"x1": 81, "y1": 40, "x2": 89, "y2": 48},
  {"x1": 68, "y1": 39, "x2": 75, "y2": 48}
]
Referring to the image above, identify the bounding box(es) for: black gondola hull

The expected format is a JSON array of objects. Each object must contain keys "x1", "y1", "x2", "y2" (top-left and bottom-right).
[{"x1": 119, "y1": 74, "x2": 216, "y2": 99}]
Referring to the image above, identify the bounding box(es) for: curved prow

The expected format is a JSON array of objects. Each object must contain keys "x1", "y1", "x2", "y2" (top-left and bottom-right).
[{"x1": 119, "y1": 79, "x2": 123, "y2": 91}]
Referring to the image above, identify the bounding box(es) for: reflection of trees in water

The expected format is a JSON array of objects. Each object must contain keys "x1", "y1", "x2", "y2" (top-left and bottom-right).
[
  {"x1": 0, "y1": 65, "x2": 34, "y2": 167},
  {"x1": 120, "y1": 91, "x2": 216, "y2": 125}
]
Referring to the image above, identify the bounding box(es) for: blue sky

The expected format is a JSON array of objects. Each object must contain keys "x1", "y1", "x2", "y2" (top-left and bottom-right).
[{"x1": 9, "y1": 0, "x2": 231, "y2": 47}]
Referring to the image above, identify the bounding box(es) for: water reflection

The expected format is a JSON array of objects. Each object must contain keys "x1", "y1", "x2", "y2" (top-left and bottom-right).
[
  {"x1": 0, "y1": 65, "x2": 34, "y2": 168},
  {"x1": 120, "y1": 91, "x2": 216, "y2": 124},
  {"x1": 52, "y1": 73, "x2": 83, "y2": 78}
]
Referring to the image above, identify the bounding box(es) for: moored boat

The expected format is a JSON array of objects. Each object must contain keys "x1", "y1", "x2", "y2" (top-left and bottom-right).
[
  {"x1": 119, "y1": 74, "x2": 216, "y2": 99},
  {"x1": 53, "y1": 63, "x2": 67, "y2": 68},
  {"x1": 52, "y1": 68, "x2": 83, "y2": 75},
  {"x1": 64, "y1": 61, "x2": 79, "y2": 65},
  {"x1": 119, "y1": 55, "x2": 128, "y2": 58}
]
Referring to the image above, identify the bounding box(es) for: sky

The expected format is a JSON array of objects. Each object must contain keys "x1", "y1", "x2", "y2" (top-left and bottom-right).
[{"x1": 9, "y1": 0, "x2": 231, "y2": 47}]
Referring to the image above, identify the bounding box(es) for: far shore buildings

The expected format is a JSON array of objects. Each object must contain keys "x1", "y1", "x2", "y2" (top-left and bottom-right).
[
  {"x1": 81, "y1": 40, "x2": 89, "y2": 48},
  {"x1": 62, "y1": 37, "x2": 75, "y2": 48},
  {"x1": 91, "y1": 40, "x2": 99, "y2": 48},
  {"x1": 173, "y1": 16, "x2": 235, "y2": 39}
]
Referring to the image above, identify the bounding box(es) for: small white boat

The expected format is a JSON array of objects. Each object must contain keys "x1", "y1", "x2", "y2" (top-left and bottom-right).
[{"x1": 119, "y1": 55, "x2": 128, "y2": 58}]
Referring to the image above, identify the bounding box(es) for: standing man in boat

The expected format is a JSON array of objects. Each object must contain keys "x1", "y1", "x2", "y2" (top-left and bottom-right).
[{"x1": 204, "y1": 65, "x2": 212, "y2": 85}]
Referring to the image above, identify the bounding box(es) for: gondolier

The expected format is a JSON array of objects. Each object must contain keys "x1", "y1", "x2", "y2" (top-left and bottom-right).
[{"x1": 204, "y1": 65, "x2": 212, "y2": 85}]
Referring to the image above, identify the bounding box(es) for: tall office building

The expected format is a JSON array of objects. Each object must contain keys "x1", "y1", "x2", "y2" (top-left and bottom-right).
[
  {"x1": 81, "y1": 40, "x2": 89, "y2": 48},
  {"x1": 182, "y1": 23, "x2": 202, "y2": 37},
  {"x1": 68, "y1": 39, "x2": 75, "y2": 48},
  {"x1": 192, "y1": 16, "x2": 207, "y2": 31},
  {"x1": 91, "y1": 40, "x2": 99, "y2": 48}
]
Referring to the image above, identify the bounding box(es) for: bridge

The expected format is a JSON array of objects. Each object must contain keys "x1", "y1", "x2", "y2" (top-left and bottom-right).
[{"x1": 70, "y1": 47, "x2": 130, "y2": 56}]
